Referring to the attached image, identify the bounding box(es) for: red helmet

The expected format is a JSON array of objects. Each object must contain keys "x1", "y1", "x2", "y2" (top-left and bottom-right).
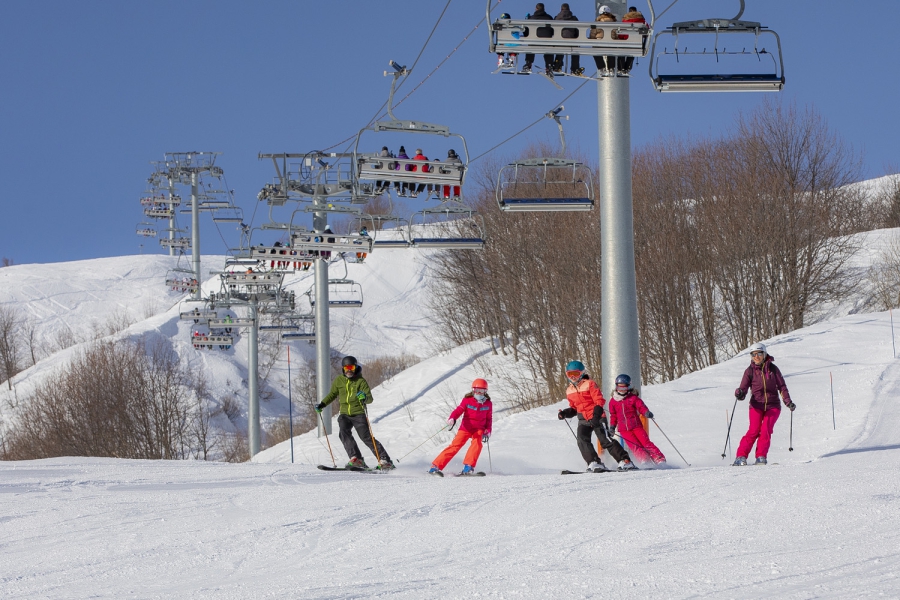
[{"x1": 472, "y1": 378, "x2": 488, "y2": 390}]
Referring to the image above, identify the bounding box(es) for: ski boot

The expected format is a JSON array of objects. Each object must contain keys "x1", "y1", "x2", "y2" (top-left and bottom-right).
[
  {"x1": 428, "y1": 465, "x2": 444, "y2": 477},
  {"x1": 754, "y1": 457, "x2": 767, "y2": 465},
  {"x1": 460, "y1": 464, "x2": 475, "y2": 476},
  {"x1": 587, "y1": 461, "x2": 606, "y2": 473},
  {"x1": 377, "y1": 459, "x2": 395, "y2": 471},
  {"x1": 733, "y1": 456, "x2": 748, "y2": 466},
  {"x1": 617, "y1": 459, "x2": 636, "y2": 471},
  {"x1": 521, "y1": 63, "x2": 532, "y2": 74},
  {"x1": 347, "y1": 457, "x2": 368, "y2": 469}
]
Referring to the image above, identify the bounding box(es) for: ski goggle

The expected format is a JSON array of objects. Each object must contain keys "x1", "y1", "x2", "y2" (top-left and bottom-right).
[
  {"x1": 616, "y1": 383, "x2": 629, "y2": 391},
  {"x1": 750, "y1": 351, "x2": 765, "y2": 358},
  {"x1": 343, "y1": 365, "x2": 356, "y2": 373},
  {"x1": 566, "y1": 370, "x2": 583, "y2": 380},
  {"x1": 473, "y1": 387, "x2": 487, "y2": 395}
]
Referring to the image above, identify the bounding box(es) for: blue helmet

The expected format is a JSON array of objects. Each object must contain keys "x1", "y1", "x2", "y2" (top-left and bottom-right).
[
  {"x1": 565, "y1": 360, "x2": 585, "y2": 373},
  {"x1": 615, "y1": 374, "x2": 632, "y2": 387}
]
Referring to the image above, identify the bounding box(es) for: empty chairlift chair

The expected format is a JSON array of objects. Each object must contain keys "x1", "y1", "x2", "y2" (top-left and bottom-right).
[
  {"x1": 649, "y1": 0, "x2": 784, "y2": 92},
  {"x1": 496, "y1": 107, "x2": 595, "y2": 212}
]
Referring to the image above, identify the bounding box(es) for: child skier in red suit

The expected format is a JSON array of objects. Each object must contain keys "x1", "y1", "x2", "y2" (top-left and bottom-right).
[
  {"x1": 429, "y1": 378, "x2": 492, "y2": 476},
  {"x1": 607, "y1": 374, "x2": 666, "y2": 465}
]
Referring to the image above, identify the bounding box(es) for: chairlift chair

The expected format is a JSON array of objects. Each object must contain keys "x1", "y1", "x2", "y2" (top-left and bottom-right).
[
  {"x1": 409, "y1": 201, "x2": 486, "y2": 250},
  {"x1": 487, "y1": 1, "x2": 653, "y2": 60},
  {"x1": 308, "y1": 279, "x2": 364, "y2": 309},
  {"x1": 649, "y1": 1, "x2": 784, "y2": 92},
  {"x1": 144, "y1": 206, "x2": 175, "y2": 219},
  {"x1": 136, "y1": 222, "x2": 158, "y2": 237},
  {"x1": 166, "y1": 268, "x2": 199, "y2": 293},
  {"x1": 353, "y1": 61, "x2": 469, "y2": 201},
  {"x1": 180, "y1": 308, "x2": 217, "y2": 323},
  {"x1": 191, "y1": 332, "x2": 234, "y2": 350},
  {"x1": 160, "y1": 237, "x2": 191, "y2": 249},
  {"x1": 496, "y1": 107, "x2": 595, "y2": 212}
]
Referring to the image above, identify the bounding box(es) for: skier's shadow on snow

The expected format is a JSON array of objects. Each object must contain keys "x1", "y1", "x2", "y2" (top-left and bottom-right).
[{"x1": 821, "y1": 443, "x2": 900, "y2": 457}]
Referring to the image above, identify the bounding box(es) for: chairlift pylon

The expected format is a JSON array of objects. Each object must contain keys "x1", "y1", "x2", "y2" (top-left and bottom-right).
[
  {"x1": 496, "y1": 107, "x2": 595, "y2": 212},
  {"x1": 649, "y1": 0, "x2": 784, "y2": 92}
]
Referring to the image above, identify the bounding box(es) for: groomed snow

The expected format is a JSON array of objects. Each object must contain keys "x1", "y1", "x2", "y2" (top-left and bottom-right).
[{"x1": 1, "y1": 231, "x2": 899, "y2": 598}]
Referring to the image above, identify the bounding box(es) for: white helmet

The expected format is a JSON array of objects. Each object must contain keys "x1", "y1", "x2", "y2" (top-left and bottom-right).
[{"x1": 749, "y1": 342, "x2": 767, "y2": 356}]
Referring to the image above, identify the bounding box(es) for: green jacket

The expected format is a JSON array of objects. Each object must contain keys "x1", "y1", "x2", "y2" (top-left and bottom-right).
[{"x1": 320, "y1": 374, "x2": 373, "y2": 416}]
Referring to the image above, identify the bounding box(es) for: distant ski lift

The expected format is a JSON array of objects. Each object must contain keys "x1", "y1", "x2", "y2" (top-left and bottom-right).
[
  {"x1": 208, "y1": 317, "x2": 254, "y2": 329},
  {"x1": 353, "y1": 60, "x2": 469, "y2": 199},
  {"x1": 649, "y1": 1, "x2": 784, "y2": 92},
  {"x1": 290, "y1": 231, "x2": 374, "y2": 256},
  {"x1": 309, "y1": 279, "x2": 364, "y2": 308},
  {"x1": 356, "y1": 214, "x2": 411, "y2": 249},
  {"x1": 166, "y1": 269, "x2": 199, "y2": 293},
  {"x1": 180, "y1": 308, "x2": 217, "y2": 323},
  {"x1": 136, "y1": 222, "x2": 157, "y2": 237},
  {"x1": 409, "y1": 202, "x2": 486, "y2": 250},
  {"x1": 144, "y1": 206, "x2": 175, "y2": 219},
  {"x1": 160, "y1": 237, "x2": 191, "y2": 249},
  {"x1": 222, "y1": 271, "x2": 284, "y2": 290},
  {"x1": 487, "y1": 1, "x2": 652, "y2": 59},
  {"x1": 191, "y1": 332, "x2": 233, "y2": 351},
  {"x1": 497, "y1": 107, "x2": 594, "y2": 212},
  {"x1": 140, "y1": 194, "x2": 169, "y2": 206}
]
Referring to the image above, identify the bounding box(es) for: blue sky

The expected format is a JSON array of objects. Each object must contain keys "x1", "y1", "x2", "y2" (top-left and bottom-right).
[{"x1": 2, "y1": 1, "x2": 897, "y2": 265}]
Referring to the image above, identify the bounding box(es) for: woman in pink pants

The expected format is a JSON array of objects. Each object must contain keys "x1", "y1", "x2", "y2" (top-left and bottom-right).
[
  {"x1": 608, "y1": 374, "x2": 666, "y2": 465},
  {"x1": 733, "y1": 343, "x2": 796, "y2": 465}
]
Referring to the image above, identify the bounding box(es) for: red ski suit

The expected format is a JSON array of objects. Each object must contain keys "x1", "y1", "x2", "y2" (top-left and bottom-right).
[
  {"x1": 608, "y1": 391, "x2": 665, "y2": 464},
  {"x1": 433, "y1": 393, "x2": 492, "y2": 470}
]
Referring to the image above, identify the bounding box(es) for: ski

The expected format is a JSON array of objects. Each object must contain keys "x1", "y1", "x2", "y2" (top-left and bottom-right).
[
  {"x1": 453, "y1": 471, "x2": 486, "y2": 477},
  {"x1": 317, "y1": 465, "x2": 383, "y2": 473},
  {"x1": 539, "y1": 71, "x2": 563, "y2": 89}
]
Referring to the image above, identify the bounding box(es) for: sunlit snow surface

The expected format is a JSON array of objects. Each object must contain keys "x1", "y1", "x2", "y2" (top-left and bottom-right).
[{"x1": 2, "y1": 232, "x2": 900, "y2": 598}]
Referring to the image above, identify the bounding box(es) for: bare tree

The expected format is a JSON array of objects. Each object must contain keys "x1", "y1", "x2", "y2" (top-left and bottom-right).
[{"x1": 0, "y1": 305, "x2": 22, "y2": 390}]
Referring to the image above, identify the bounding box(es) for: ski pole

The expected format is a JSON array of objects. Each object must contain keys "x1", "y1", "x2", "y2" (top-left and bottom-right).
[
  {"x1": 361, "y1": 402, "x2": 383, "y2": 464},
  {"x1": 789, "y1": 410, "x2": 794, "y2": 452},
  {"x1": 486, "y1": 437, "x2": 493, "y2": 473},
  {"x1": 288, "y1": 345, "x2": 294, "y2": 464},
  {"x1": 651, "y1": 417, "x2": 691, "y2": 466},
  {"x1": 317, "y1": 409, "x2": 336, "y2": 467},
  {"x1": 722, "y1": 397, "x2": 739, "y2": 459},
  {"x1": 562, "y1": 415, "x2": 578, "y2": 440},
  {"x1": 395, "y1": 423, "x2": 451, "y2": 463}
]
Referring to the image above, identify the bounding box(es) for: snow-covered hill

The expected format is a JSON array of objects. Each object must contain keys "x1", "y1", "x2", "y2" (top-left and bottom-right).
[{"x1": 1, "y1": 226, "x2": 899, "y2": 598}]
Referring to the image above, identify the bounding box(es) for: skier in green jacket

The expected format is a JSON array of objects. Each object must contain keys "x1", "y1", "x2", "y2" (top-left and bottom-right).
[{"x1": 315, "y1": 356, "x2": 394, "y2": 470}]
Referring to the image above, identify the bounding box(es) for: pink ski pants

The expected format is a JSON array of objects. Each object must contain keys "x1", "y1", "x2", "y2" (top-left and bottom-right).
[
  {"x1": 619, "y1": 427, "x2": 666, "y2": 464},
  {"x1": 433, "y1": 430, "x2": 483, "y2": 470},
  {"x1": 736, "y1": 406, "x2": 781, "y2": 459}
]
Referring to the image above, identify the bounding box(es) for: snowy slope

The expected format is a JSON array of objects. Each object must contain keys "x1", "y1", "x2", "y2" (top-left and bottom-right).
[{"x1": 1, "y1": 226, "x2": 899, "y2": 598}]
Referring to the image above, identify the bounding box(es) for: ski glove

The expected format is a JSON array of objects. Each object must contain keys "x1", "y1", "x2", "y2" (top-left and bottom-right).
[
  {"x1": 356, "y1": 391, "x2": 367, "y2": 402},
  {"x1": 735, "y1": 388, "x2": 747, "y2": 401},
  {"x1": 558, "y1": 407, "x2": 577, "y2": 420},
  {"x1": 787, "y1": 401, "x2": 796, "y2": 412},
  {"x1": 608, "y1": 426, "x2": 616, "y2": 437},
  {"x1": 447, "y1": 418, "x2": 456, "y2": 428},
  {"x1": 482, "y1": 433, "x2": 490, "y2": 443},
  {"x1": 314, "y1": 402, "x2": 325, "y2": 413},
  {"x1": 645, "y1": 411, "x2": 654, "y2": 419}
]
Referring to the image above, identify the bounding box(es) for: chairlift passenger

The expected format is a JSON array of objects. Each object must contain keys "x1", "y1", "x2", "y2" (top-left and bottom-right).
[
  {"x1": 495, "y1": 13, "x2": 518, "y2": 69},
  {"x1": 554, "y1": 4, "x2": 584, "y2": 76},
  {"x1": 394, "y1": 146, "x2": 410, "y2": 197},
  {"x1": 522, "y1": 3, "x2": 556, "y2": 74},
  {"x1": 442, "y1": 149, "x2": 463, "y2": 200},
  {"x1": 356, "y1": 227, "x2": 371, "y2": 263},
  {"x1": 592, "y1": 6, "x2": 618, "y2": 74},
  {"x1": 412, "y1": 148, "x2": 432, "y2": 197}
]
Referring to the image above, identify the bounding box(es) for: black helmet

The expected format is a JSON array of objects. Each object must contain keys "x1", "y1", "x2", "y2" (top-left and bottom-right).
[{"x1": 341, "y1": 356, "x2": 359, "y2": 375}]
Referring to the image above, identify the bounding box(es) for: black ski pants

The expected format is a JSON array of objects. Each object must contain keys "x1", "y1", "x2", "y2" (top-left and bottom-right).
[
  {"x1": 576, "y1": 407, "x2": 630, "y2": 465},
  {"x1": 338, "y1": 414, "x2": 390, "y2": 462}
]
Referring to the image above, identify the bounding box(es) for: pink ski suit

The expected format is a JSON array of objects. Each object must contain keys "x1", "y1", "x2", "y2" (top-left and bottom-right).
[
  {"x1": 433, "y1": 393, "x2": 493, "y2": 470},
  {"x1": 735, "y1": 354, "x2": 792, "y2": 459},
  {"x1": 607, "y1": 390, "x2": 665, "y2": 464}
]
